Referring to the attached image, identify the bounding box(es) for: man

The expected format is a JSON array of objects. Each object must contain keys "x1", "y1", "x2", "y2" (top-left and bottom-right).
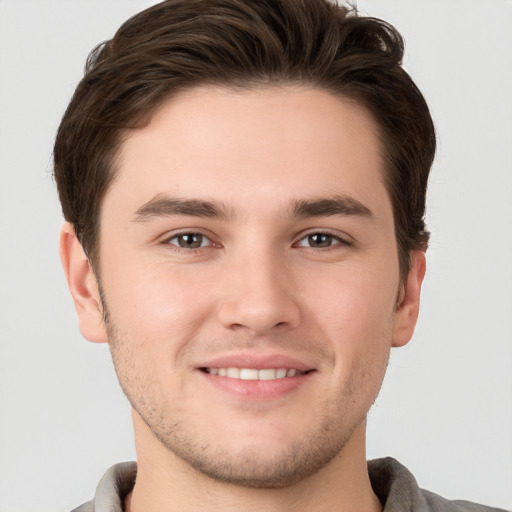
[{"x1": 53, "y1": 0, "x2": 506, "y2": 511}]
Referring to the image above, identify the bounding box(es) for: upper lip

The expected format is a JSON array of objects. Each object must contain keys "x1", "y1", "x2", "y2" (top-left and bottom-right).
[{"x1": 196, "y1": 353, "x2": 314, "y2": 372}]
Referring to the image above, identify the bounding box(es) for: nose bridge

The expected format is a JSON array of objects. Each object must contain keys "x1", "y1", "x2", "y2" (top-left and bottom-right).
[{"x1": 217, "y1": 241, "x2": 300, "y2": 334}]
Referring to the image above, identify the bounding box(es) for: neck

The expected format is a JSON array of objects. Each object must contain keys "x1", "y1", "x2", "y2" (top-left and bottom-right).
[{"x1": 126, "y1": 414, "x2": 382, "y2": 512}]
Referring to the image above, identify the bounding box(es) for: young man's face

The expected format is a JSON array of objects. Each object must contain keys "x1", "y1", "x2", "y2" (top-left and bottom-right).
[{"x1": 63, "y1": 86, "x2": 424, "y2": 487}]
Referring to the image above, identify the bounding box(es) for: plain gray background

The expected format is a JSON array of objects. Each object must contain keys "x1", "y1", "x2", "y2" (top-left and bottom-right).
[{"x1": 0, "y1": 1, "x2": 511, "y2": 510}]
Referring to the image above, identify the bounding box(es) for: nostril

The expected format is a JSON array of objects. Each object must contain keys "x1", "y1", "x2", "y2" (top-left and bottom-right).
[{"x1": 217, "y1": 292, "x2": 301, "y2": 335}]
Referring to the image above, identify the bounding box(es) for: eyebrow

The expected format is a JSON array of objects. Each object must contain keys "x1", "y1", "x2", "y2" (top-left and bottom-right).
[
  {"x1": 133, "y1": 194, "x2": 373, "y2": 222},
  {"x1": 290, "y1": 196, "x2": 374, "y2": 219},
  {"x1": 133, "y1": 196, "x2": 232, "y2": 221}
]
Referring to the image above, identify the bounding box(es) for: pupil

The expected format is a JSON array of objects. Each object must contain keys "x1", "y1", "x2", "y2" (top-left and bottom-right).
[
  {"x1": 179, "y1": 234, "x2": 202, "y2": 248},
  {"x1": 309, "y1": 233, "x2": 331, "y2": 247}
]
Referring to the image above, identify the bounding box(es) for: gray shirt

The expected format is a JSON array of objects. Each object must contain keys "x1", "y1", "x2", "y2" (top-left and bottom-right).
[{"x1": 71, "y1": 457, "x2": 508, "y2": 512}]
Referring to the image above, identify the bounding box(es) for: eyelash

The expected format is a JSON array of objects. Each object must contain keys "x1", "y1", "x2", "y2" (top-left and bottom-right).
[
  {"x1": 294, "y1": 231, "x2": 351, "y2": 250},
  {"x1": 164, "y1": 230, "x2": 351, "y2": 252},
  {"x1": 165, "y1": 232, "x2": 218, "y2": 251}
]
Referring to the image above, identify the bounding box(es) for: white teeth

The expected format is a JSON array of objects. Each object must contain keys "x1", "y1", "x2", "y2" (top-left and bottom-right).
[
  {"x1": 240, "y1": 368, "x2": 259, "y2": 380},
  {"x1": 227, "y1": 367, "x2": 240, "y2": 378},
  {"x1": 258, "y1": 368, "x2": 276, "y2": 380},
  {"x1": 205, "y1": 367, "x2": 303, "y2": 380}
]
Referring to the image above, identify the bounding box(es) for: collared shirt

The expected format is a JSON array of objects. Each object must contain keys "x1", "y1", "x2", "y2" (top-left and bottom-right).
[{"x1": 71, "y1": 457, "x2": 508, "y2": 512}]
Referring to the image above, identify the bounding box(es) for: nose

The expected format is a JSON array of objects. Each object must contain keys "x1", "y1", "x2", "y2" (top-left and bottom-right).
[{"x1": 216, "y1": 248, "x2": 301, "y2": 336}]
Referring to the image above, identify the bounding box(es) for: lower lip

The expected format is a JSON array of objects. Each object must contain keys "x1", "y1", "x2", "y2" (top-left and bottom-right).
[{"x1": 198, "y1": 370, "x2": 313, "y2": 400}]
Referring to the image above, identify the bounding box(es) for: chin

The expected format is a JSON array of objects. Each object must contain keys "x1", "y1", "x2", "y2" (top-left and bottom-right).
[{"x1": 148, "y1": 411, "x2": 358, "y2": 489}]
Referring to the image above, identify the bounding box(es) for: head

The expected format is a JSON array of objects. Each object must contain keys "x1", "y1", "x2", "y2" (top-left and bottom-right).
[
  {"x1": 56, "y1": 0, "x2": 434, "y2": 491},
  {"x1": 54, "y1": 0, "x2": 435, "y2": 281}
]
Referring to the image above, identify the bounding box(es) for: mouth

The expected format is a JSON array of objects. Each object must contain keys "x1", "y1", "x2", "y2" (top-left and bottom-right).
[
  {"x1": 196, "y1": 354, "x2": 316, "y2": 399},
  {"x1": 200, "y1": 367, "x2": 309, "y2": 380}
]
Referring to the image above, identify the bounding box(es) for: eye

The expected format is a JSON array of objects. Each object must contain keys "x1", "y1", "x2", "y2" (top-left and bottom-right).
[
  {"x1": 167, "y1": 232, "x2": 211, "y2": 249},
  {"x1": 296, "y1": 232, "x2": 348, "y2": 249}
]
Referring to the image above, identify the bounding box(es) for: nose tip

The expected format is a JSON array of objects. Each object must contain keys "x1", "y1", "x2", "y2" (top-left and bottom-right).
[
  {"x1": 219, "y1": 303, "x2": 297, "y2": 336},
  {"x1": 216, "y1": 259, "x2": 301, "y2": 335}
]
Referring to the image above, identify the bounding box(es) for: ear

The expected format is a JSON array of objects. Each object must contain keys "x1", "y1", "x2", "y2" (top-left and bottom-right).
[
  {"x1": 59, "y1": 222, "x2": 108, "y2": 343},
  {"x1": 392, "y1": 250, "x2": 426, "y2": 348}
]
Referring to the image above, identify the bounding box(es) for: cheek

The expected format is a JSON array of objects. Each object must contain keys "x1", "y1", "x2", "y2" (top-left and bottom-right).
[
  {"x1": 302, "y1": 260, "x2": 397, "y2": 379},
  {"x1": 304, "y1": 261, "x2": 398, "y2": 336},
  {"x1": 103, "y1": 264, "x2": 215, "y2": 403},
  {"x1": 101, "y1": 259, "x2": 215, "y2": 348}
]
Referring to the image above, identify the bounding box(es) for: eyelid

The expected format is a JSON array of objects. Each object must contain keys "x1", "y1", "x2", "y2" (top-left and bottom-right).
[
  {"x1": 169, "y1": 234, "x2": 210, "y2": 248},
  {"x1": 294, "y1": 229, "x2": 353, "y2": 248},
  {"x1": 158, "y1": 227, "x2": 352, "y2": 250},
  {"x1": 161, "y1": 229, "x2": 221, "y2": 249}
]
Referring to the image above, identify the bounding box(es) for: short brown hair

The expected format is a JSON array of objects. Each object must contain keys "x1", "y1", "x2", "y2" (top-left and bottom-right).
[{"x1": 53, "y1": 0, "x2": 435, "y2": 277}]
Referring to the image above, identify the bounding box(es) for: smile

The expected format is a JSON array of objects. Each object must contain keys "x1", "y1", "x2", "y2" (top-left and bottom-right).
[{"x1": 202, "y1": 367, "x2": 305, "y2": 380}]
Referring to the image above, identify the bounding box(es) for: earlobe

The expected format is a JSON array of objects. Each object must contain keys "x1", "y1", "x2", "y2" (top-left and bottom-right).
[
  {"x1": 392, "y1": 251, "x2": 426, "y2": 348},
  {"x1": 59, "y1": 223, "x2": 108, "y2": 344}
]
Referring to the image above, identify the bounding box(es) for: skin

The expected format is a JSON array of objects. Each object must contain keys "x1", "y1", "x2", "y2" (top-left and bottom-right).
[{"x1": 61, "y1": 86, "x2": 425, "y2": 512}]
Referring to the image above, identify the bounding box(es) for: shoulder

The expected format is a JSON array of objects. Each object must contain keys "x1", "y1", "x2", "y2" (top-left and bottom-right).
[
  {"x1": 422, "y1": 490, "x2": 509, "y2": 512},
  {"x1": 70, "y1": 462, "x2": 137, "y2": 512},
  {"x1": 71, "y1": 500, "x2": 94, "y2": 512},
  {"x1": 368, "y1": 457, "x2": 509, "y2": 512}
]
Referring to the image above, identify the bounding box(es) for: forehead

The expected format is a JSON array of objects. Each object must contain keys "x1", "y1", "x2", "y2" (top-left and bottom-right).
[{"x1": 108, "y1": 85, "x2": 389, "y2": 218}]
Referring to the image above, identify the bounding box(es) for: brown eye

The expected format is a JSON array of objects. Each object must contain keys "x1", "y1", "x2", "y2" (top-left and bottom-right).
[
  {"x1": 169, "y1": 233, "x2": 208, "y2": 249},
  {"x1": 296, "y1": 232, "x2": 348, "y2": 249},
  {"x1": 307, "y1": 233, "x2": 334, "y2": 248}
]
